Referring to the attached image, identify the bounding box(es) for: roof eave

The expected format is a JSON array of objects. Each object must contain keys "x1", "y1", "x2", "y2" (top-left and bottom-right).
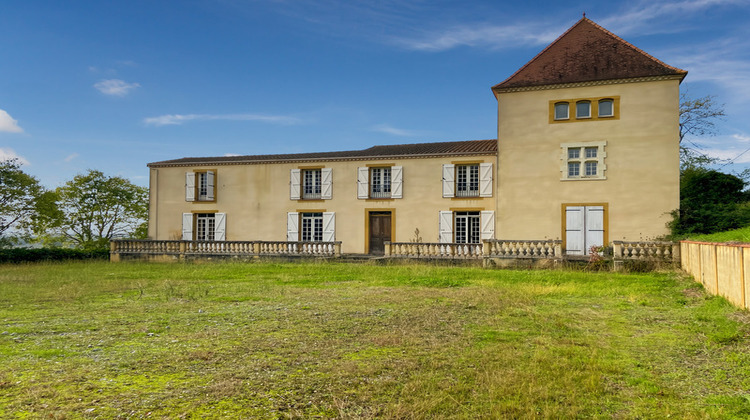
[{"x1": 147, "y1": 149, "x2": 498, "y2": 168}]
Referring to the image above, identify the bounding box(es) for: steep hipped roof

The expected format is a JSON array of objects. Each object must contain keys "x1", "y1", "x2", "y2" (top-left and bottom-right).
[
  {"x1": 493, "y1": 17, "x2": 687, "y2": 91},
  {"x1": 148, "y1": 139, "x2": 497, "y2": 167}
]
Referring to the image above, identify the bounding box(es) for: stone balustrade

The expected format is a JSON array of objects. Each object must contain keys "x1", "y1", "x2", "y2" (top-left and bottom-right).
[
  {"x1": 110, "y1": 239, "x2": 341, "y2": 261},
  {"x1": 385, "y1": 242, "x2": 483, "y2": 259},
  {"x1": 612, "y1": 241, "x2": 679, "y2": 261},
  {"x1": 485, "y1": 239, "x2": 562, "y2": 258},
  {"x1": 112, "y1": 239, "x2": 678, "y2": 268},
  {"x1": 384, "y1": 240, "x2": 561, "y2": 260}
]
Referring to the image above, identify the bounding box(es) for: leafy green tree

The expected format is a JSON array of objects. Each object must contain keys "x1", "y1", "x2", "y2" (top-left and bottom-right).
[
  {"x1": 668, "y1": 168, "x2": 750, "y2": 237},
  {"x1": 679, "y1": 93, "x2": 725, "y2": 169},
  {"x1": 35, "y1": 170, "x2": 148, "y2": 249},
  {"x1": 0, "y1": 158, "x2": 44, "y2": 241}
]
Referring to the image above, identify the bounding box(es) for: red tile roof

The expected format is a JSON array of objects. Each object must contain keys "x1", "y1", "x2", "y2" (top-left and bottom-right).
[
  {"x1": 148, "y1": 139, "x2": 497, "y2": 167},
  {"x1": 493, "y1": 17, "x2": 687, "y2": 91}
]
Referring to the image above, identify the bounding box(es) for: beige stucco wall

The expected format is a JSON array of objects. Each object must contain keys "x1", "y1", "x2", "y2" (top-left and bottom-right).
[
  {"x1": 148, "y1": 154, "x2": 497, "y2": 254},
  {"x1": 496, "y1": 78, "x2": 681, "y2": 244}
]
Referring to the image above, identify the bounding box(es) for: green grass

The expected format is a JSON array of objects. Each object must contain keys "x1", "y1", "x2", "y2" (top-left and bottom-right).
[
  {"x1": 688, "y1": 226, "x2": 750, "y2": 243},
  {"x1": 1, "y1": 261, "x2": 749, "y2": 418}
]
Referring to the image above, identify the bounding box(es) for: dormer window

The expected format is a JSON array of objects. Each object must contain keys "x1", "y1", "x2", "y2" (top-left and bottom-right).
[
  {"x1": 598, "y1": 99, "x2": 614, "y2": 117},
  {"x1": 576, "y1": 101, "x2": 591, "y2": 119},
  {"x1": 554, "y1": 102, "x2": 569, "y2": 120}
]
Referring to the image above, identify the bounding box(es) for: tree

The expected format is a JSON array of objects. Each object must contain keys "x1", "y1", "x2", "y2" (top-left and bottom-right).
[
  {"x1": 0, "y1": 158, "x2": 44, "y2": 240},
  {"x1": 35, "y1": 170, "x2": 148, "y2": 249},
  {"x1": 668, "y1": 168, "x2": 750, "y2": 237},
  {"x1": 679, "y1": 93, "x2": 726, "y2": 169}
]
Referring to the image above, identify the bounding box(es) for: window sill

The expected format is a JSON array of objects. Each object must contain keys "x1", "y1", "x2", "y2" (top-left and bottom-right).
[
  {"x1": 450, "y1": 196, "x2": 488, "y2": 200},
  {"x1": 296, "y1": 199, "x2": 326, "y2": 202},
  {"x1": 365, "y1": 198, "x2": 395, "y2": 201},
  {"x1": 191, "y1": 200, "x2": 217, "y2": 204},
  {"x1": 560, "y1": 177, "x2": 607, "y2": 181}
]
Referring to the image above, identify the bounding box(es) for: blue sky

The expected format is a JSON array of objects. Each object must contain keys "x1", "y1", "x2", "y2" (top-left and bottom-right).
[{"x1": 2, "y1": 0, "x2": 749, "y2": 188}]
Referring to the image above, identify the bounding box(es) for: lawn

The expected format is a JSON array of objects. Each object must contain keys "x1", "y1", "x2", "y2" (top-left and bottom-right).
[
  {"x1": 688, "y1": 226, "x2": 750, "y2": 243},
  {"x1": 1, "y1": 261, "x2": 749, "y2": 419}
]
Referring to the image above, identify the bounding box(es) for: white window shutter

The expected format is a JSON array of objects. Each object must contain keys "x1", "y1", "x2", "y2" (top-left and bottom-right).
[
  {"x1": 357, "y1": 167, "x2": 369, "y2": 199},
  {"x1": 322, "y1": 212, "x2": 336, "y2": 242},
  {"x1": 290, "y1": 169, "x2": 301, "y2": 200},
  {"x1": 442, "y1": 164, "x2": 455, "y2": 198},
  {"x1": 565, "y1": 206, "x2": 585, "y2": 255},
  {"x1": 214, "y1": 213, "x2": 226, "y2": 241},
  {"x1": 182, "y1": 213, "x2": 193, "y2": 240},
  {"x1": 321, "y1": 168, "x2": 333, "y2": 200},
  {"x1": 391, "y1": 166, "x2": 403, "y2": 199},
  {"x1": 206, "y1": 171, "x2": 215, "y2": 201},
  {"x1": 287, "y1": 212, "x2": 299, "y2": 242},
  {"x1": 480, "y1": 211, "x2": 495, "y2": 240},
  {"x1": 479, "y1": 163, "x2": 493, "y2": 198},
  {"x1": 585, "y1": 206, "x2": 605, "y2": 253},
  {"x1": 185, "y1": 172, "x2": 195, "y2": 202},
  {"x1": 439, "y1": 211, "x2": 453, "y2": 243}
]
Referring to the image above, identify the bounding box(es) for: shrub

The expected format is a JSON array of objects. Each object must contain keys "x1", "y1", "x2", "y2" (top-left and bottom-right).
[{"x1": 0, "y1": 247, "x2": 109, "y2": 263}]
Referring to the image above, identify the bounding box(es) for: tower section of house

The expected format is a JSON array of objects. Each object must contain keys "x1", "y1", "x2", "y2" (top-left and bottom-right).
[{"x1": 492, "y1": 18, "x2": 686, "y2": 255}]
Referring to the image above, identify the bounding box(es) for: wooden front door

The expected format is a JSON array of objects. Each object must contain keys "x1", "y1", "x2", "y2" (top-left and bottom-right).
[{"x1": 369, "y1": 212, "x2": 392, "y2": 255}]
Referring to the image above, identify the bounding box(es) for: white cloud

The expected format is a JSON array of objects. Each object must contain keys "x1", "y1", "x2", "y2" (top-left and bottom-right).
[
  {"x1": 600, "y1": 0, "x2": 744, "y2": 36},
  {"x1": 392, "y1": 22, "x2": 564, "y2": 51},
  {"x1": 370, "y1": 123, "x2": 428, "y2": 137},
  {"x1": 703, "y1": 147, "x2": 750, "y2": 164},
  {"x1": 64, "y1": 153, "x2": 79, "y2": 162},
  {"x1": 143, "y1": 113, "x2": 303, "y2": 127},
  {"x1": 0, "y1": 109, "x2": 24, "y2": 133},
  {"x1": 224, "y1": 153, "x2": 242, "y2": 157},
  {"x1": 94, "y1": 79, "x2": 141, "y2": 96},
  {"x1": 391, "y1": 0, "x2": 746, "y2": 52},
  {"x1": 0, "y1": 148, "x2": 30, "y2": 165},
  {"x1": 663, "y1": 37, "x2": 750, "y2": 106}
]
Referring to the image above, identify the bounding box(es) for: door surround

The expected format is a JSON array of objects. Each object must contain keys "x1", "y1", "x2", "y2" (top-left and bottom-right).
[{"x1": 364, "y1": 209, "x2": 396, "y2": 254}]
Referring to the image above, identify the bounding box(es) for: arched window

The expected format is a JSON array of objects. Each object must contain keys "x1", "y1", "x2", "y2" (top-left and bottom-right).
[
  {"x1": 576, "y1": 100, "x2": 591, "y2": 119},
  {"x1": 554, "y1": 102, "x2": 569, "y2": 120},
  {"x1": 598, "y1": 99, "x2": 614, "y2": 117}
]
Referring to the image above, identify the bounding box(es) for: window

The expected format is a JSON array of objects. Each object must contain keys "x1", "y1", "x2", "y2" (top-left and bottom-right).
[
  {"x1": 454, "y1": 212, "x2": 481, "y2": 244},
  {"x1": 598, "y1": 99, "x2": 614, "y2": 117},
  {"x1": 301, "y1": 212, "x2": 323, "y2": 242},
  {"x1": 181, "y1": 212, "x2": 226, "y2": 241},
  {"x1": 561, "y1": 142, "x2": 607, "y2": 180},
  {"x1": 568, "y1": 162, "x2": 580, "y2": 177},
  {"x1": 554, "y1": 102, "x2": 569, "y2": 120},
  {"x1": 196, "y1": 213, "x2": 216, "y2": 241},
  {"x1": 550, "y1": 96, "x2": 619, "y2": 123},
  {"x1": 185, "y1": 170, "x2": 215, "y2": 202},
  {"x1": 456, "y1": 165, "x2": 480, "y2": 197},
  {"x1": 303, "y1": 169, "x2": 322, "y2": 199},
  {"x1": 290, "y1": 168, "x2": 332, "y2": 200},
  {"x1": 576, "y1": 101, "x2": 591, "y2": 119},
  {"x1": 287, "y1": 212, "x2": 335, "y2": 242},
  {"x1": 357, "y1": 166, "x2": 402, "y2": 199},
  {"x1": 370, "y1": 167, "x2": 391, "y2": 198},
  {"x1": 442, "y1": 163, "x2": 493, "y2": 198},
  {"x1": 585, "y1": 161, "x2": 598, "y2": 176},
  {"x1": 438, "y1": 210, "x2": 494, "y2": 243}
]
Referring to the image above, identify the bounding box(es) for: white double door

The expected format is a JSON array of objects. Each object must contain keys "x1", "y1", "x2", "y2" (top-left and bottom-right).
[{"x1": 565, "y1": 206, "x2": 604, "y2": 256}]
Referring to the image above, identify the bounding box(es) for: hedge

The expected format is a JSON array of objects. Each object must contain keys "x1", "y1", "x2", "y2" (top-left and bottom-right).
[{"x1": 0, "y1": 248, "x2": 110, "y2": 263}]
